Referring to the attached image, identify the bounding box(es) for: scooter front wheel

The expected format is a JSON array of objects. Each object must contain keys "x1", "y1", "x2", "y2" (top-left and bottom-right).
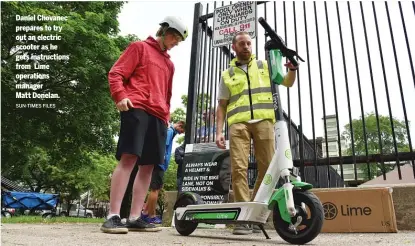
[
  {"x1": 273, "y1": 190, "x2": 324, "y2": 245},
  {"x1": 174, "y1": 192, "x2": 203, "y2": 236}
]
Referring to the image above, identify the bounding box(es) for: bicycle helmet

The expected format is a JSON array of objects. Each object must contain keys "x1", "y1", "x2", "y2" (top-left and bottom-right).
[{"x1": 159, "y1": 16, "x2": 188, "y2": 41}]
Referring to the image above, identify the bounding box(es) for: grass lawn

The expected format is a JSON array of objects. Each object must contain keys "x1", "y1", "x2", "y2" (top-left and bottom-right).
[{"x1": 1, "y1": 215, "x2": 104, "y2": 224}]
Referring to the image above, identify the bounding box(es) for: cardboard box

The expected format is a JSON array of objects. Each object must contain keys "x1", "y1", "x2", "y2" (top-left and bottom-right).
[{"x1": 313, "y1": 187, "x2": 397, "y2": 233}]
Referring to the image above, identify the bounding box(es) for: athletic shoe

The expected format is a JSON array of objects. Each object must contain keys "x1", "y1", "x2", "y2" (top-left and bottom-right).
[
  {"x1": 126, "y1": 217, "x2": 162, "y2": 232},
  {"x1": 144, "y1": 216, "x2": 162, "y2": 224},
  {"x1": 100, "y1": 215, "x2": 128, "y2": 234}
]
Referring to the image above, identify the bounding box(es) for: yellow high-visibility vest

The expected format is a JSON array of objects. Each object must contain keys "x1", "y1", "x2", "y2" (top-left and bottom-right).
[{"x1": 222, "y1": 55, "x2": 275, "y2": 126}]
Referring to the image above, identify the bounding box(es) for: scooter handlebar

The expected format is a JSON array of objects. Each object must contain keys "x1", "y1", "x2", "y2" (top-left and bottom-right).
[
  {"x1": 258, "y1": 17, "x2": 280, "y2": 42},
  {"x1": 258, "y1": 17, "x2": 303, "y2": 67}
]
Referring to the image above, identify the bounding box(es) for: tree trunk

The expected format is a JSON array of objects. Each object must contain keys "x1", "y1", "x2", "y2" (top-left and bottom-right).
[
  {"x1": 66, "y1": 200, "x2": 71, "y2": 214},
  {"x1": 120, "y1": 164, "x2": 138, "y2": 219}
]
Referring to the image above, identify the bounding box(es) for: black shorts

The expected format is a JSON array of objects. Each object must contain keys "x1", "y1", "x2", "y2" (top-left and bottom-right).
[
  {"x1": 115, "y1": 108, "x2": 167, "y2": 165},
  {"x1": 150, "y1": 165, "x2": 165, "y2": 190}
]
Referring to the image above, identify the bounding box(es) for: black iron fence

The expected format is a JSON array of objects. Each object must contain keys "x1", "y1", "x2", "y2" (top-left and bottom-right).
[{"x1": 185, "y1": 1, "x2": 415, "y2": 187}]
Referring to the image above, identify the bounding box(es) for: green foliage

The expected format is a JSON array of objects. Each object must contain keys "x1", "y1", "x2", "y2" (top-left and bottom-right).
[
  {"x1": 163, "y1": 158, "x2": 179, "y2": 191},
  {"x1": 143, "y1": 158, "x2": 178, "y2": 218},
  {"x1": 54, "y1": 152, "x2": 117, "y2": 202},
  {"x1": 1, "y1": 1, "x2": 137, "y2": 203},
  {"x1": 156, "y1": 188, "x2": 166, "y2": 218},
  {"x1": 181, "y1": 95, "x2": 188, "y2": 107},
  {"x1": 342, "y1": 112, "x2": 410, "y2": 180},
  {"x1": 170, "y1": 107, "x2": 185, "y2": 123},
  {"x1": 176, "y1": 135, "x2": 185, "y2": 144},
  {"x1": 174, "y1": 93, "x2": 215, "y2": 143},
  {"x1": 181, "y1": 93, "x2": 213, "y2": 112}
]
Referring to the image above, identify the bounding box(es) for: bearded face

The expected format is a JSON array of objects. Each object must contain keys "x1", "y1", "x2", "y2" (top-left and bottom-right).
[{"x1": 232, "y1": 33, "x2": 252, "y2": 61}]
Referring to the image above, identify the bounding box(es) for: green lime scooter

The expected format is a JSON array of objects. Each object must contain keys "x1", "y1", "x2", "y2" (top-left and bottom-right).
[{"x1": 173, "y1": 17, "x2": 324, "y2": 245}]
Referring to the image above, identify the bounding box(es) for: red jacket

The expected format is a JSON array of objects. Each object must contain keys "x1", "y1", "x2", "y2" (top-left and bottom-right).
[{"x1": 108, "y1": 36, "x2": 174, "y2": 124}]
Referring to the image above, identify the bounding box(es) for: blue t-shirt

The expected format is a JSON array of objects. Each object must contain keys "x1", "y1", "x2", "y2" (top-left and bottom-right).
[{"x1": 159, "y1": 124, "x2": 177, "y2": 171}]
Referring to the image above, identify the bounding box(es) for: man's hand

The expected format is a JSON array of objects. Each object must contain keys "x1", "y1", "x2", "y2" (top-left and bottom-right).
[
  {"x1": 282, "y1": 61, "x2": 299, "y2": 87},
  {"x1": 284, "y1": 61, "x2": 299, "y2": 71},
  {"x1": 215, "y1": 133, "x2": 226, "y2": 149},
  {"x1": 116, "y1": 98, "x2": 134, "y2": 111}
]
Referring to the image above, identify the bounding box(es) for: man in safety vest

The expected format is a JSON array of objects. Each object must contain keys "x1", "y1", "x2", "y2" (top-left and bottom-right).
[{"x1": 215, "y1": 31, "x2": 298, "y2": 235}]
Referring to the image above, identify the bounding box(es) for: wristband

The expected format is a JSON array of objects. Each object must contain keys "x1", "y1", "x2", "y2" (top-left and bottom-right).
[{"x1": 289, "y1": 68, "x2": 297, "y2": 71}]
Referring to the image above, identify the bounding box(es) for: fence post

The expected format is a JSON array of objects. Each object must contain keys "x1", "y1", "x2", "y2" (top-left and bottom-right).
[{"x1": 185, "y1": 3, "x2": 204, "y2": 145}]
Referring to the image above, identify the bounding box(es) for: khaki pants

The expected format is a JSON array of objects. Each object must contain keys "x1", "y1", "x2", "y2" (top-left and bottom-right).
[{"x1": 229, "y1": 119, "x2": 275, "y2": 202}]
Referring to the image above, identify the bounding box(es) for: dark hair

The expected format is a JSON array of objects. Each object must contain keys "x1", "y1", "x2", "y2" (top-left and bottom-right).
[
  {"x1": 232, "y1": 31, "x2": 250, "y2": 44},
  {"x1": 176, "y1": 120, "x2": 186, "y2": 129}
]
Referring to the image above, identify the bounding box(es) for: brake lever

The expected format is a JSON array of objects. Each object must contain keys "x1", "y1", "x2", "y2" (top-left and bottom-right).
[
  {"x1": 260, "y1": 17, "x2": 305, "y2": 67},
  {"x1": 284, "y1": 48, "x2": 305, "y2": 63}
]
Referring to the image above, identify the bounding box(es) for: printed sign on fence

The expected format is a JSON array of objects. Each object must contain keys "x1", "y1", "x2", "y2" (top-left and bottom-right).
[{"x1": 212, "y1": 1, "x2": 257, "y2": 47}]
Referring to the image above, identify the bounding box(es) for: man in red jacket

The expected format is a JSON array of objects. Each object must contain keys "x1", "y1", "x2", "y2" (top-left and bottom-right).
[{"x1": 101, "y1": 16, "x2": 188, "y2": 234}]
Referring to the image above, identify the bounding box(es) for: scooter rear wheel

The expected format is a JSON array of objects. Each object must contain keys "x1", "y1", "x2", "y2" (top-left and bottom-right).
[
  {"x1": 174, "y1": 192, "x2": 203, "y2": 236},
  {"x1": 273, "y1": 190, "x2": 324, "y2": 245}
]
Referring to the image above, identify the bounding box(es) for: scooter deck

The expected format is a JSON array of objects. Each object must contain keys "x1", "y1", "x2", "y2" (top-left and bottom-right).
[{"x1": 175, "y1": 202, "x2": 271, "y2": 224}]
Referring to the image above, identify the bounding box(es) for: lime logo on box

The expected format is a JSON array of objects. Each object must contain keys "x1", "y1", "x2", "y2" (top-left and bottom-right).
[
  {"x1": 323, "y1": 202, "x2": 338, "y2": 220},
  {"x1": 341, "y1": 205, "x2": 372, "y2": 216},
  {"x1": 263, "y1": 174, "x2": 272, "y2": 185},
  {"x1": 322, "y1": 202, "x2": 372, "y2": 220},
  {"x1": 285, "y1": 149, "x2": 292, "y2": 159}
]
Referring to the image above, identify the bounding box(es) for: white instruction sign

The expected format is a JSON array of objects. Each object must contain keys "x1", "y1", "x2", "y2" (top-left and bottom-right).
[{"x1": 212, "y1": 1, "x2": 257, "y2": 47}]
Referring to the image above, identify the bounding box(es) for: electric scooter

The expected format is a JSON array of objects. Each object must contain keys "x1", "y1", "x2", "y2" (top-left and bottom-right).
[{"x1": 173, "y1": 17, "x2": 324, "y2": 245}]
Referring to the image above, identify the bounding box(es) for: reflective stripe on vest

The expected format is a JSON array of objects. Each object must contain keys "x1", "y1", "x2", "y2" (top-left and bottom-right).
[
  {"x1": 227, "y1": 60, "x2": 270, "y2": 104},
  {"x1": 228, "y1": 60, "x2": 264, "y2": 77},
  {"x1": 223, "y1": 59, "x2": 275, "y2": 126},
  {"x1": 229, "y1": 87, "x2": 272, "y2": 104},
  {"x1": 227, "y1": 103, "x2": 274, "y2": 119}
]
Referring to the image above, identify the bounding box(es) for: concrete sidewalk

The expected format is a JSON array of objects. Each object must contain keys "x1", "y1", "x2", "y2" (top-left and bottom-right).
[{"x1": 1, "y1": 223, "x2": 414, "y2": 246}]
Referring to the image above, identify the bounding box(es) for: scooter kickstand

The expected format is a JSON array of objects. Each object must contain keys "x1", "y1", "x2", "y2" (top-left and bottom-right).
[{"x1": 259, "y1": 225, "x2": 271, "y2": 239}]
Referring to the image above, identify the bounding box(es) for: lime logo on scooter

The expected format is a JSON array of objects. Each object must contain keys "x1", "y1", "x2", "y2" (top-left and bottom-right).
[
  {"x1": 183, "y1": 209, "x2": 240, "y2": 221},
  {"x1": 263, "y1": 174, "x2": 272, "y2": 185},
  {"x1": 322, "y1": 202, "x2": 338, "y2": 220},
  {"x1": 272, "y1": 93, "x2": 279, "y2": 110},
  {"x1": 285, "y1": 149, "x2": 292, "y2": 160}
]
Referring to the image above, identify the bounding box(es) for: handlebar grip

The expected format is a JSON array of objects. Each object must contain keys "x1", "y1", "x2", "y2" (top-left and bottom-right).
[
  {"x1": 287, "y1": 55, "x2": 298, "y2": 67},
  {"x1": 258, "y1": 17, "x2": 281, "y2": 44},
  {"x1": 258, "y1": 17, "x2": 273, "y2": 33},
  {"x1": 258, "y1": 17, "x2": 299, "y2": 67}
]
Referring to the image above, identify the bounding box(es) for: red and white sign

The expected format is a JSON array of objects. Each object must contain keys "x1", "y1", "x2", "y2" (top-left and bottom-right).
[{"x1": 212, "y1": 1, "x2": 257, "y2": 47}]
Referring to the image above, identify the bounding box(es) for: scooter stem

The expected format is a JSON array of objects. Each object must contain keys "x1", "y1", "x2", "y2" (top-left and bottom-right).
[{"x1": 281, "y1": 169, "x2": 296, "y2": 217}]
